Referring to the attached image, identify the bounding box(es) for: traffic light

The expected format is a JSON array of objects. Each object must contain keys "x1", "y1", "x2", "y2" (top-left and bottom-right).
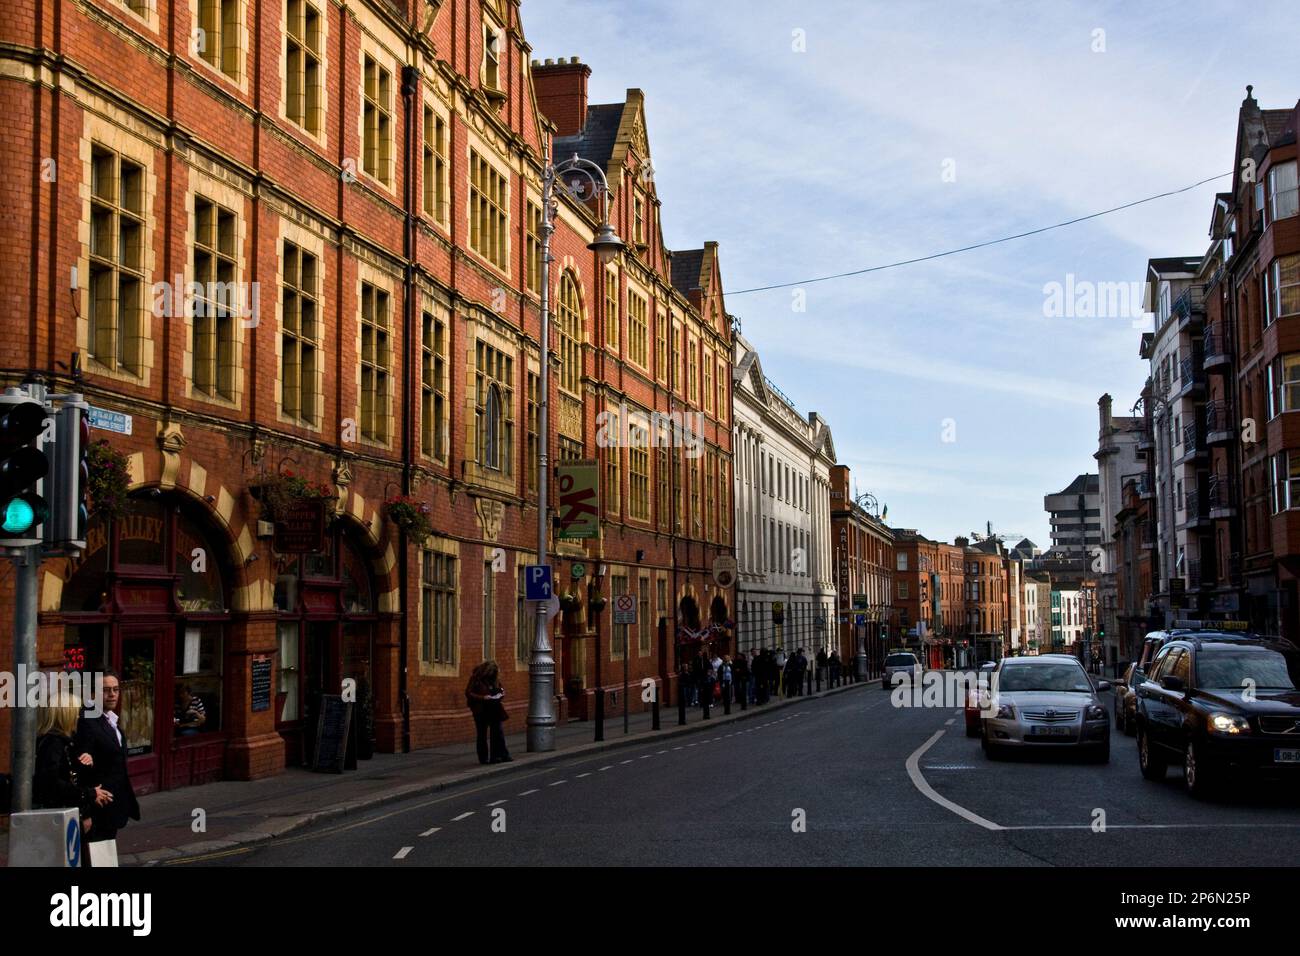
[
  {"x1": 46, "y1": 400, "x2": 89, "y2": 550},
  {"x1": 0, "y1": 392, "x2": 51, "y2": 545}
]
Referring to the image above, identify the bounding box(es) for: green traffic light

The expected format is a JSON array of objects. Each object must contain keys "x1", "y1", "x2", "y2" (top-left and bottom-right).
[{"x1": 2, "y1": 496, "x2": 35, "y2": 533}]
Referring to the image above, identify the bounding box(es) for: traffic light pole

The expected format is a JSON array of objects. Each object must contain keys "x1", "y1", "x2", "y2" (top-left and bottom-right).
[{"x1": 8, "y1": 543, "x2": 39, "y2": 813}]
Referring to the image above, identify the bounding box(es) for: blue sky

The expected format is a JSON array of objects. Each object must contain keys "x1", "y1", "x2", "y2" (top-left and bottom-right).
[{"x1": 524, "y1": 0, "x2": 1296, "y2": 547}]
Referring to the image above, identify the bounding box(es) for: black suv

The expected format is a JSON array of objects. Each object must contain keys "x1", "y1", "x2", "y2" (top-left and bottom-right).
[{"x1": 1135, "y1": 635, "x2": 1300, "y2": 797}]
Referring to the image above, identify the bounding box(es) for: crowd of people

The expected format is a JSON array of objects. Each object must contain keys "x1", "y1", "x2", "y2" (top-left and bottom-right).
[{"x1": 678, "y1": 646, "x2": 854, "y2": 710}]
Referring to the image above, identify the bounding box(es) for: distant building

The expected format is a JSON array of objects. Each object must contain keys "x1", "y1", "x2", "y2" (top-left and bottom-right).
[
  {"x1": 1095, "y1": 394, "x2": 1144, "y2": 668},
  {"x1": 1045, "y1": 474, "x2": 1101, "y2": 561}
]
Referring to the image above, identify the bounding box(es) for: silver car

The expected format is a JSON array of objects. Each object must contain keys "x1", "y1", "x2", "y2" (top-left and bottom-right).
[{"x1": 980, "y1": 655, "x2": 1111, "y2": 762}]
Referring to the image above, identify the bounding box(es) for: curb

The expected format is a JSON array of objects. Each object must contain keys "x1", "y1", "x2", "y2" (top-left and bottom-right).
[{"x1": 126, "y1": 678, "x2": 873, "y2": 865}]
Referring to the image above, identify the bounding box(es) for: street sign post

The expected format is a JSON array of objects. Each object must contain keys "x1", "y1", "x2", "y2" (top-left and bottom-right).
[{"x1": 612, "y1": 592, "x2": 636, "y2": 735}]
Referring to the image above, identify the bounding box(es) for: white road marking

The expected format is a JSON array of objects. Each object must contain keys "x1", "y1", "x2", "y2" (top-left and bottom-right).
[
  {"x1": 640, "y1": 754, "x2": 652, "y2": 759},
  {"x1": 419, "y1": 827, "x2": 441, "y2": 837},
  {"x1": 576, "y1": 772, "x2": 592, "y2": 778},
  {"x1": 518, "y1": 789, "x2": 539, "y2": 796},
  {"x1": 672, "y1": 746, "x2": 683, "y2": 751},
  {"x1": 393, "y1": 846, "x2": 414, "y2": 859},
  {"x1": 549, "y1": 780, "x2": 567, "y2": 786},
  {"x1": 620, "y1": 759, "x2": 634, "y2": 764},
  {"x1": 487, "y1": 799, "x2": 508, "y2": 807},
  {"x1": 598, "y1": 766, "x2": 612, "y2": 772},
  {"x1": 905, "y1": 730, "x2": 1003, "y2": 831},
  {"x1": 452, "y1": 811, "x2": 475, "y2": 821},
  {"x1": 657, "y1": 750, "x2": 668, "y2": 754},
  {"x1": 945, "y1": 718, "x2": 955, "y2": 726}
]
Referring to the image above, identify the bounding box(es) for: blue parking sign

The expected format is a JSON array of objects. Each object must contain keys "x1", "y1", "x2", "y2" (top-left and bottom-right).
[{"x1": 525, "y1": 564, "x2": 553, "y2": 601}]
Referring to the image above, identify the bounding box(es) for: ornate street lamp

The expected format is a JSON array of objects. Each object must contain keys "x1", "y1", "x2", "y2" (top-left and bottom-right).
[{"x1": 528, "y1": 146, "x2": 625, "y2": 753}]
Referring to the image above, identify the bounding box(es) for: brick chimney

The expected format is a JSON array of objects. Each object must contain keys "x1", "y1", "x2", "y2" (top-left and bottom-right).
[{"x1": 531, "y1": 56, "x2": 591, "y2": 137}]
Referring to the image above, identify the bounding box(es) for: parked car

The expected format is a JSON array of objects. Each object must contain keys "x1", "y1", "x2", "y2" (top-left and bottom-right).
[
  {"x1": 1114, "y1": 662, "x2": 1139, "y2": 736},
  {"x1": 1135, "y1": 635, "x2": 1300, "y2": 798},
  {"x1": 883, "y1": 652, "x2": 922, "y2": 689},
  {"x1": 965, "y1": 661, "x2": 998, "y2": 736},
  {"x1": 981, "y1": 655, "x2": 1111, "y2": 762}
]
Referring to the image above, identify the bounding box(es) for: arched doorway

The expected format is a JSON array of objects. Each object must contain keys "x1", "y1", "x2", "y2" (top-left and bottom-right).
[{"x1": 54, "y1": 493, "x2": 234, "y2": 794}]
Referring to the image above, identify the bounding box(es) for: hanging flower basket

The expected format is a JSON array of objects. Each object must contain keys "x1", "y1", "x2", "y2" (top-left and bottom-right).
[
  {"x1": 250, "y1": 470, "x2": 334, "y2": 520},
  {"x1": 384, "y1": 495, "x2": 433, "y2": 545},
  {"x1": 86, "y1": 439, "x2": 131, "y2": 521},
  {"x1": 559, "y1": 590, "x2": 582, "y2": 612}
]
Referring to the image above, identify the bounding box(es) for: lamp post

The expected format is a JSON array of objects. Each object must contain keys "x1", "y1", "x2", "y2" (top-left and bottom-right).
[{"x1": 528, "y1": 145, "x2": 625, "y2": 753}]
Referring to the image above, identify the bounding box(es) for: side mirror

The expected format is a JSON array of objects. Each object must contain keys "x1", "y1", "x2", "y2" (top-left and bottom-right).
[
  {"x1": 1096, "y1": 680, "x2": 1112, "y2": 692},
  {"x1": 1162, "y1": 674, "x2": 1185, "y2": 692}
]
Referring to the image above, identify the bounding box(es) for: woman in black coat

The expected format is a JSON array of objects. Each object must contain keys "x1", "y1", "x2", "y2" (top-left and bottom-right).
[{"x1": 34, "y1": 691, "x2": 112, "y2": 836}]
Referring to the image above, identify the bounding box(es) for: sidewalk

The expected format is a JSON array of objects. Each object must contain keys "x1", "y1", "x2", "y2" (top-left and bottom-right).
[{"x1": 3, "y1": 677, "x2": 870, "y2": 866}]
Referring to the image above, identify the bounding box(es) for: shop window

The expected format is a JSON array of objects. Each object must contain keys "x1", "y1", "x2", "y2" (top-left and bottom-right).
[
  {"x1": 175, "y1": 511, "x2": 227, "y2": 612},
  {"x1": 341, "y1": 537, "x2": 373, "y2": 613},
  {"x1": 277, "y1": 621, "x2": 299, "y2": 722},
  {"x1": 175, "y1": 623, "x2": 223, "y2": 733}
]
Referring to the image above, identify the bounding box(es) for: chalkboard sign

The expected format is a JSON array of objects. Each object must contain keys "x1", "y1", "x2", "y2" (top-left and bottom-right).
[
  {"x1": 251, "y1": 656, "x2": 272, "y2": 713},
  {"x1": 312, "y1": 695, "x2": 354, "y2": 774}
]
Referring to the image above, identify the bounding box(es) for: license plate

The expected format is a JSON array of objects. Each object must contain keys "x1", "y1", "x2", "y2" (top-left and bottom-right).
[
  {"x1": 1274, "y1": 748, "x2": 1300, "y2": 764},
  {"x1": 1029, "y1": 726, "x2": 1072, "y2": 737}
]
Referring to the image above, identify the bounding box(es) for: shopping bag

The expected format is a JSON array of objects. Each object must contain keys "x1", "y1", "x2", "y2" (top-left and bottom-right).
[{"x1": 87, "y1": 838, "x2": 119, "y2": 867}]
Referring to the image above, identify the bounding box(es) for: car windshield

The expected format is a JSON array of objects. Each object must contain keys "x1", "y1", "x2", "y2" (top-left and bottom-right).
[
  {"x1": 886, "y1": 655, "x2": 916, "y2": 667},
  {"x1": 1195, "y1": 647, "x2": 1300, "y2": 691},
  {"x1": 997, "y1": 663, "x2": 1092, "y2": 693}
]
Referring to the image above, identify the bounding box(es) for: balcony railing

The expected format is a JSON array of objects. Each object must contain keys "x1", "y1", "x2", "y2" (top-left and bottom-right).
[
  {"x1": 1203, "y1": 324, "x2": 1231, "y2": 370},
  {"x1": 1174, "y1": 284, "x2": 1206, "y2": 322},
  {"x1": 1208, "y1": 472, "x2": 1236, "y2": 515},
  {"x1": 1205, "y1": 400, "x2": 1234, "y2": 442},
  {"x1": 1177, "y1": 356, "x2": 1205, "y2": 395}
]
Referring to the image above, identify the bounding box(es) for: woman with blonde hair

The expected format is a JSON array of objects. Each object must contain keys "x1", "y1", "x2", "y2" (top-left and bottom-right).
[
  {"x1": 34, "y1": 690, "x2": 111, "y2": 834},
  {"x1": 465, "y1": 661, "x2": 511, "y2": 765}
]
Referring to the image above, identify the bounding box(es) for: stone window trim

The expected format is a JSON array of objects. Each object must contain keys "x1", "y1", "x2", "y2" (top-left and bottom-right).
[
  {"x1": 357, "y1": 39, "x2": 398, "y2": 193},
  {"x1": 417, "y1": 536, "x2": 461, "y2": 678},
  {"x1": 273, "y1": 218, "x2": 327, "y2": 433},
  {"x1": 466, "y1": 145, "x2": 511, "y2": 274},
  {"x1": 461, "y1": 317, "x2": 518, "y2": 496},
  {"x1": 183, "y1": 171, "x2": 250, "y2": 410},
  {"x1": 281, "y1": 0, "x2": 329, "y2": 145},
  {"x1": 103, "y1": 0, "x2": 161, "y2": 34},
  {"x1": 190, "y1": 0, "x2": 249, "y2": 92},
  {"x1": 78, "y1": 116, "x2": 159, "y2": 389},
  {"x1": 420, "y1": 298, "x2": 451, "y2": 464},
  {"x1": 423, "y1": 94, "x2": 451, "y2": 227},
  {"x1": 354, "y1": 264, "x2": 396, "y2": 449}
]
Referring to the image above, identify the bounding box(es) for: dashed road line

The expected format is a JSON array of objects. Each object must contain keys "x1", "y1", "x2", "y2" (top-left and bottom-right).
[
  {"x1": 518, "y1": 789, "x2": 539, "y2": 796},
  {"x1": 576, "y1": 772, "x2": 592, "y2": 778},
  {"x1": 394, "y1": 846, "x2": 414, "y2": 860},
  {"x1": 452, "y1": 811, "x2": 475, "y2": 822},
  {"x1": 598, "y1": 766, "x2": 612, "y2": 772},
  {"x1": 549, "y1": 779, "x2": 567, "y2": 786},
  {"x1": 487, "y1": 799, "x2": 508, "y2": 807},
  {"x1": 419, "y1": 827, "x2": 441, "y2": 837}
]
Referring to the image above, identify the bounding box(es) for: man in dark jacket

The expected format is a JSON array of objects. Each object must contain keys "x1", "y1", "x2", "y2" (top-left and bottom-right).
[{"x1": 75, "y1": 671, "x2": 140, "y2": 848}]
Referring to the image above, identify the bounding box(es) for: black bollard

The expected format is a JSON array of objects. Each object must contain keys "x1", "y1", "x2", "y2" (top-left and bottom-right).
[
  {"x1": 702, "y1": 692, "x2": 711, "y2": 720},
  {"x1": 740, "y1": 681, "x2": 748, "y2": 710},
  {"x1": 816, "y1": 669, "x2": 822, "y2": 692},
  {"x1": 652, "y1": 694, "x2": 661, "y2": 730},
  {"x1": 678, "y1": 678, "x2": 687, "y2": 726}
]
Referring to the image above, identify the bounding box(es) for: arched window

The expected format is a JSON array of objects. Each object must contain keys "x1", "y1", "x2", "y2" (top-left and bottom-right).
[{"x1": 557, "y1": 271, "x2": 583, "y2": 394}]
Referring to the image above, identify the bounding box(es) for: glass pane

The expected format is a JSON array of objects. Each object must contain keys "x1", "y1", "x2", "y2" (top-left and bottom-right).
[
  {"x1": 277, "y1": 622, "x2": 299, "y2": 723},
  {"x1": 116, "y1": 498, "x2": 167, "y2": 567},
  {"x1": 120, "y1": 639, "x2": 156, "y2": 756},
  {"x1": 175, "y1": 511, "x2": 226, "y2": 612},
  {"x1": 175, "y1": 623, "x2": 222, "y2": 733}
]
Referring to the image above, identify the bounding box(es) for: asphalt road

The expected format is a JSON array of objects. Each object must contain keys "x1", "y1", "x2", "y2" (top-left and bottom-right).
[{"x1": 173, "y1": 681, "x2": 1300, "y2": 867}]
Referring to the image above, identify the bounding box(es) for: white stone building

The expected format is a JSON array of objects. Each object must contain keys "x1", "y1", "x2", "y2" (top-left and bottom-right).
[{"x1": 732, "y1": 333, "x2": 837, "y2": 655}]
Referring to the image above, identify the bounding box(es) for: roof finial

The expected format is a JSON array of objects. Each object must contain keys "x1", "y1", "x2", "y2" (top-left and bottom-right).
[{"x1": 1245, "y1": 84, "x2": 1256, "y2": 105}]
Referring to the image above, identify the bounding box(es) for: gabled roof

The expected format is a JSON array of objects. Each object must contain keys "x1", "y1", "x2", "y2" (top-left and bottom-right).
[
  {"x1": 670, "y1": 248, "x2": 705, "y2": 297},
  {"x1": 552, "y1": 103, "x2": 624, "y2": 177}
]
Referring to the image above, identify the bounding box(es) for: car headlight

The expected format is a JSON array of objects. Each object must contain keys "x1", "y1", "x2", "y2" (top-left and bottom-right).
[
  {"x1": 1208, "y1": 713, "x2": 1251, "y2": 735},
  {"x1": 1086, "y1": 704, "x2": 1106, "y2": 721},
  {"x1": 995, "y1": 703, "x2": 1015, "y2": 719}
]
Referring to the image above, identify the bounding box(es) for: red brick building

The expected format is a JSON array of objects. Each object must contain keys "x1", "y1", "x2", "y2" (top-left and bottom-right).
[
  {"x1": 829, "y1": 465, "x2": 892, "y2": 677},
  {"x1": 0, "y1": 0, "x2": 732, "y2": 793}
]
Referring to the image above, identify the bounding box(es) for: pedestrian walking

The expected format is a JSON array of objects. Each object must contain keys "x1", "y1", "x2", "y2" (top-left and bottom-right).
[
  {"x1": 75, "y1": 670, "x2": 140, "y2": 858},
  {"x1": 35, "y1": 690, "x2": 110, "y2": 841},
  {"x1": 816, "y1": 648, "x2": 828, "y2": 689},
  {"x1": 465, "y1": 660, "x2": 512, "y2": 764},
  {"x1": 829, "y1": 650, "x2": 841, "y2": 687},
  {"x1": 720, "y1": 655, "x2": 733, "y2": 706}
]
